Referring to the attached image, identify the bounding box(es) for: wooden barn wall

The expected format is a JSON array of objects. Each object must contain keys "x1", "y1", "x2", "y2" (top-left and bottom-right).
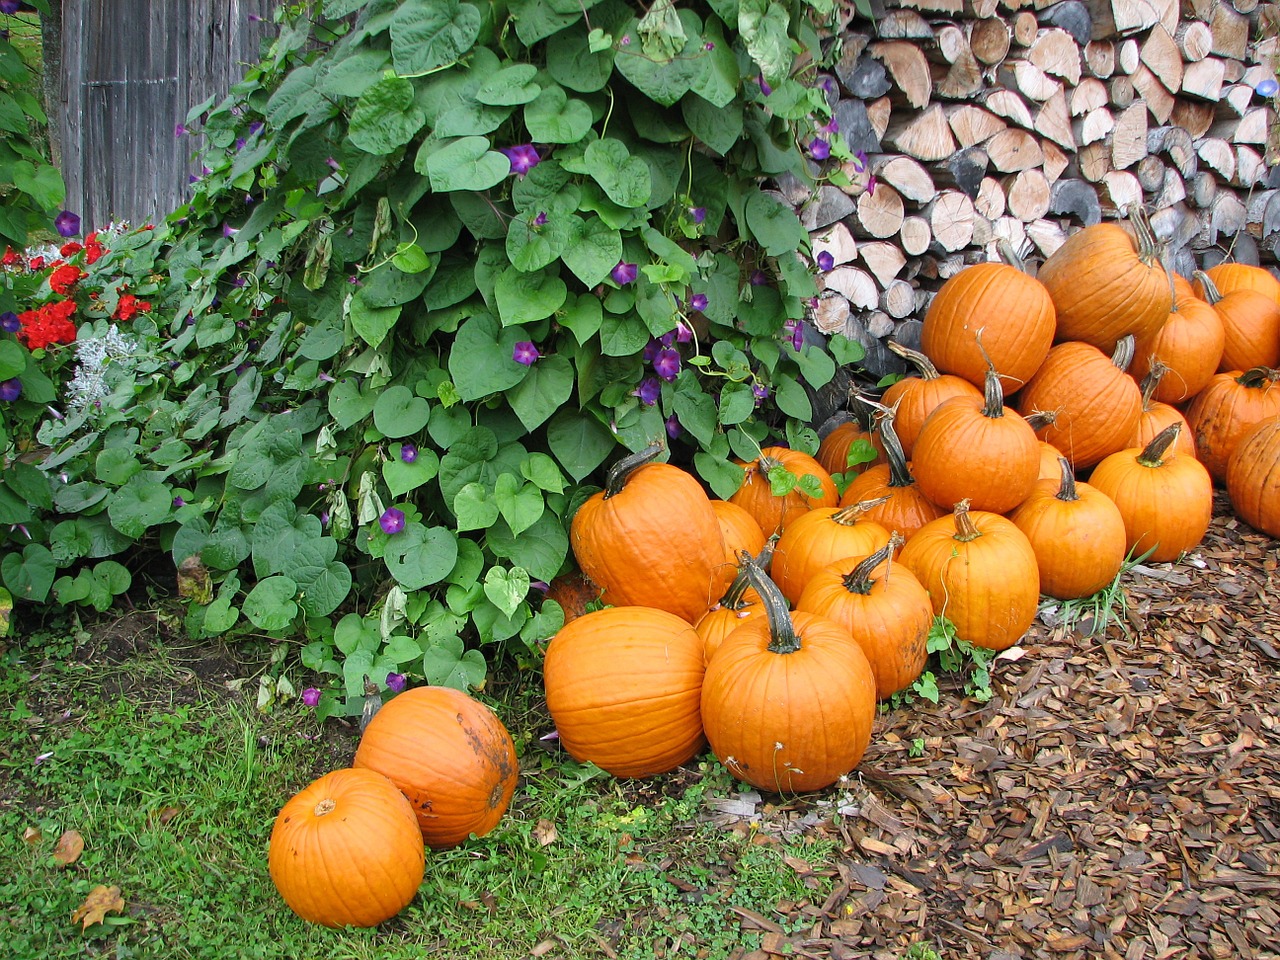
[{"x1": 57, "y1": 0, "x2": 276, "y2": 231}]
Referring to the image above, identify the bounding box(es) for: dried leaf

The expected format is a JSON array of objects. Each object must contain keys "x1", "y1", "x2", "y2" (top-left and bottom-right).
[
  {"x1": 532, "y1": 818, "x2": 558, "y2": 847},
  {"x1": 52, "y1": 829, "x2": 84, "y2": 866},
  {"x1": 155, "y1": 806, "x2": 183, "y2": 826},
  {"x1": 71, "y1": 885, "x2": 124, "y2": 930},
  {"x1": 22, "y1": 825, "x2": 42, "y2": 845}
]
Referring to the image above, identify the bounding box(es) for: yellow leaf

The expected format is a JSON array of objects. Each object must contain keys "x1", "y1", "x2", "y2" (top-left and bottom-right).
[
  {"x1": 71, "y1": 885, "x2": 124, "y2": 930},
  {"x1": 52, "y1": 829, "x2": 85, "y2": 867},
  {"x1": 22, "y1": 825, "x2": 42, "y2": 845}
]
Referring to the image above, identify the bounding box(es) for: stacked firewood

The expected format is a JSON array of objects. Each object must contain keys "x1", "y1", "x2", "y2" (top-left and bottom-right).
[{"x1": 800, "y1": 0, "x2": 1280, "y2": 378}]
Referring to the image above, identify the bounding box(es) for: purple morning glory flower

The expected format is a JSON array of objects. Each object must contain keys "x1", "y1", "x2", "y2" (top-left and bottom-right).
[
  {"x1": 665, "y1": 414, "x2": 682, "y2": 439},
  {"x1": 820, "y1": 118, "x2": 839, "y2": 135},
  {"x1": 643, "y1": 338, "x2": 662, "y2": 363},
  {"x1": 689, "y1": 206, "x2": 706, "y2": 225},
  {"x1": 234, "y1": 137, "x2": 247, "y2": 151},
  {"x1": 750, "y1": 270, "x2": 769, "y2": 286},
  {"x1": 1, "y1": 312, "x2": 19, "y2": 333},
  {"x1": 513, "y1": 341, "x2": 540, "y2": 365},
  {"x1": 175, "y1": 123, "x2": 186, "y2": 137},
  {"x1": 675, "y1": 320, "x2": 694, "y2": 343},
  {"x1": 249, "y1": 121, "x2": 263, "y2": 136},
  {"x1": 704, "y1": 41, "x2": 715, "y2": 51},
  {"x1": 809, "y1": 138, "x2": 831, "y2": 161},
  {"x1": 688, "y1": 293, "x2": 708, "y2": 313},
  {"x1": 401, "y1": 443, "x2": 418, "y2": 463},
  {"x1": 54, "y1": 211, "x2": 81, "y2": 238},
  {"x1": 867, "y1": 175, "x2": 878, "y2": 196},
  {"x1": 633, "y1": 378, "x2": 661, "y2": 406},
  {"x1": 1257, "y1": 78, "x2": 1279, "y2": 97},
  {"x1": 758, "y1": 74, "x2": 772, "y2": 96},
  {"x1": 301, "y1": 687, "x2": 321, "y2": 707},
  {"x1": 172, "y1": 496, "x2": 186, "y2": 508},
  {"x1": 653, "y1": 348, "x2": 681, "y2": 382},
  {"x1": 819, "y1": 76, "x2": 837, "y2": 95},
  {"x1": 533, "y1": 211, "x2": 548, "y2": 226},
  {"x1": 222, "y1": 223, "x2": 238, "y2": 239},
  {"x1": 379, "y1": 508, "x2": 406, "y2": 535},
  {"x1": 0, "y1": 378, "x2": 21, "y2": 402},
  {"x1": 816, "y1": 251, "x2": 835, "y2": 272},
  {"x1": 501, "y1": 144, "x2": 541, "y2": 177},
  {"x1": 611, "y1": 261, "x2": 638, "y2": 285},
  {"x1": 784, "y1": 319, "x2": 804, "y2": 352},
  {"x1": 853, "y1": 150, "x2": 869, "y2": 173},
  {"x1": 0, "y1": 0, "x2": 19, "y2": 12},
  {"x1": 752, "y1": 383, "x2": 769, "y2": 401},
  {"x1": 320, "y1": 510, "x2": 330, "y2": 528},
  {"x1": 385, "y1": 672, "x2": 406, "y2": 693},
  {"x1": 325, "y1": 156, "x2": 341, "y2": 171}
]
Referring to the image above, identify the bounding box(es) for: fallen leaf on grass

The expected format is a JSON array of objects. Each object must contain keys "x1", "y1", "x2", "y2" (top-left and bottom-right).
[
  {"x1": 153, "y1": 805, "x2": 183, "y2": 826},
  {"x1": 52, "y1": 829, "x2": 84, "y2": 866},
  {"x1": 23, "y1": 825, "x2": 42, "y2": 845},
  {"x1": 532, "y1": 818, "x2": 558, "y2": 847},
  {"x1": 71, "y1": 885, "x2": 124, "y2": 930}
]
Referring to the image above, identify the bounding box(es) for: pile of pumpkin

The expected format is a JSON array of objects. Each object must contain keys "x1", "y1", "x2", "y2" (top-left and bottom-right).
[{"x1": 543, "y1": 210, "x2": 1280, "y2": 807}]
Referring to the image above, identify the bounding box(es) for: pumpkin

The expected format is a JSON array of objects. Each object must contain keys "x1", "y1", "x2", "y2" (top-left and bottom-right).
[
  {"x1": 268, "y1": 768, "x2": 425, "y2": 928},
  {"x1": 696, "y1": 555, "x2": 767, "y2": 665},
  {"x1": 701, "y1": 561, "x2": 877, "y2": 794},
  {"x1": 838, "y1": 409, "x2": 944, "y2": 539},
  {"x1": 729, "y1": 446, "x2": 839, "y2": 537},
  {"x1": 898, "y1": 499, "x2": 1040, "y2": 651},
  {"x1": 1195, "y1": 262, "x2": 1280, "y2": 304},
  {"x1": 571, "y1": 442, "x2": 724, "y2": 623},
  {"x1": 1171, "y1": 271, "x2": 1199, "y2": 302},
  {"x1": 1089, "y1": 424, "x2": 1213, "y2": 563},
  {"x1": 815, "y1": 418, "x2": 883, "y2": 476},
  {"x1": 543, "y1": 606, "x2": 705, "y2": 777},
  {"x1": 1130, "y1": 286, "x2": 1225, "y2": 403},
  {"x1": 918, "y1": 242, "x2": 1056, "y2": 395},
  {"x1": 770, "y1": 497, "x2": 892, "y2": 606},
  {"x1": 1009, "y1": 457, "x2": 1128, "y2": 600},
  {"x1": 354, "y1": 686, "x2": 519, "y2": 849},
  {"x1": 710, "y1": 499, "x2": 767, "y2": 590},
  {"x1": 795, "y1": 535, "x2": 932, "y2": 699},
  {"x1": 911, "y1": 364, "x2": 1040, "y2": 513},
  {"x1": 1016, "y1": 336, "x2": 1143, "y2": 470},
  {"x1": 1184, "y1": 366, "x2": 1280, "y2": 484},
  {"x1": 880, "y1": 342, "x2": 984, "y2": 457},
  {"x1": 1128, "y1": 362, "x2": 1196, "y2": 459},
  {"x1": 1226, "y1": 416, "x2": 1280, "y2": 537},
  {"x1": 1193, "y1": 270, "x2": 1280, "y2": 373},
  {"x1": 543, "y1": 569, "x2": 603, "y2": 625},
  {"x1": 1025, "y1": 412, "x2": 1065, "y2": 480},
  {"x1": 1036, "y1": 210, "x2": 1172, "y2": 351}
]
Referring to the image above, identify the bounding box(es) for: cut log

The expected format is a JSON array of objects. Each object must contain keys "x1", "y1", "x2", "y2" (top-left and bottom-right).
[
  {"x1": 1071, "y1": 77, "x2": 1109, "y2": 114},
  {"x1": 1038, "y1": 1, "x2": 1093, "y2": 46},
  {"x1": 873, "y1": 155, "x2": 937, "y2": 203},
  {"x1": 877, "y1": 9, "x2": 936, "y2": 39},
  {"x1": 899, "y1": 216, "x2": 933, "y2": 255},
  {"x1": 1135, "y1": 154, "x2": 1167, "y2": 192},
  {"x1": 1029, "y1": 28, "x2": 1084, "y2": 84},
  {"x1": 1247, "y1": 189, "x2": 1280, "y2": 237},
  {"x1": 1076, "y1": 105, "x2": 1116, "y2": 144},
  {"x1": 1151, "y1": 165, "x2": 1187, "y2": 208},
  {"x1": 859, "y1": 240, "x2": 908, "y2": 286},
  {"x1": 1181, "y1": 57, "x2": 1226, "y2": 101},
  {"x1": 867, "y1": 97, "x2": 893, "y2": 141},
  {"x1": 1076, "y1": 141, "x2": 1114, "y2": 181},
  {"x1": 1203, "y1": 191, "x2": 1248, "y2": 246},
  {"x1": 881, "y1": 279, "x2": 918, "y2": 318},
  {"x1": 1168, "y1": 99, "x2": 1214, "y2": 138},
  {"x1": 1197, "y1": 137, "x2": 1237, "y2": 182},
  {"x1": 1175, "y1": 21, "x2": 1212, "y2": 62},
  {"x1": 940, "y1": 146, "x2": 991, "y2": 196},
  {"x1": 1190, "y1": 170, "x2": 1217, "y2": 208},
  {"x1": 947, "y1": 105, "x2": 1009, "y2": 147},
  {"x1": 984, "y1": 216, "x2": 1027, "y2": 255},
  {"x1": 1012, "y1": 10, "x2": 1040, "y2": 45},
  {"x1": 1139, "y1": 25, "x2": 1183, "y2": 94},
  {"x1": 1234, "y1": 145, "x2": 1266, "y2": 188},
  {"x1": 1035, "y1": 88, "x2": 1077, "y2": 148},
  {"x1": 1109, "y1": 0, "x2": 1163, "y2": 35},
  {"x1": 1118, "y1": 38, "x2": 1141, "y2": 75},
  {"x1": 824, "y1": 267, "x2": 880, "y2": 309},
  {"x1": 1026, "y1": 217, "x2": 1070, "y2": 256},
  {"x1": 976, "y1": 175, "x2": 1009, "y2": 218},
  {"x1": 812, "y1": 222, "x2": 859, "y2": 268},
  {"x1": 812, "y1": 294, "x2": 853, "y2": 336},
  {"x1": 927, "y1": 191, "x2": 978, "y2": 251},
  {"x1": 1221, "y1": 58, "x2": 1244, "y2": 84},
  {"x1": 1212, "y1": 106, "x2": 1273, "y2": 144},
  {"x1": 902, "y1": 0, "x2": 966, "y2": 12},
  {"x1": 1005, "y1": 59, "x2": 1066, "y2": 101},
  {"x1": 1102, "y1": 171, "x2": 1144, "y2": 212},
  {"x1": 1085, "y1": 40, "x2": 1116, "y2": 78},
  {"x1": 1131, "y1": 65, "x2": 1177, "y2": 123},
  {"x1": 969, "y1": 16, "x2": 1012, "y2": 64},
  {"x1": 1005, "y1": 168, "x2": 1053, "y2": 219},
  {"x1": 1148, "y1": 124, "x2": 1197, "y2": 177},
  {"x1": 1110, "y1": 101, "x2": 1149, "y2": 170},
  {"x1": 1041, "y1": 140, "x2": 1070, "y2": 181},
  {"x1": 869, "y1": 41, "x2": 933, "y2": 108},
  {"x1": 986, "y1": 128, "x2": 1046, "y2": 171},
  {"x1": 886, "y1": 104, "x2": 959, "y2": 160},
  {"x1": 1109, "y1": 75, "x2": 1136, "y2": 108},
  {"x1": 985, "y1": 88, "x2": 1037, "y2": 129},
  {"x1": 966, "y1": 0, "x2": 1003, "y2": 16},
  {"x1": 835, "y1": 98, "x2": 884, "y2": 156},
  {"x1": 1049, "y1": 177, "x2": 1104, "y2": 224},
  {"x1": 838, "y1": 54, "x2": 894, "y2": 100},
  {"x1": 1220, "y1": 83, "x2": 1254, "y2": 119},
  {"x1": 1209, "y1": 5, "x2": 1249, "y2": 60},
  {"x1": 937, "y1": 49, "x2": 986, "y2": 99},
  {"x1": 854, "y1": 184, "x2": 906, "y2": 239},
  {"x1": 932, "y1": 23, "x2": 971, "y2": 63}
]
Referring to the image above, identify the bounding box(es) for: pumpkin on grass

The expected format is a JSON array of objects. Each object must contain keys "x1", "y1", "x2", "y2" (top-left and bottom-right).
[
  {"x1": 838, "y1": 408, "x2": 944, "y2": 539},
  {"x1": 1194, "y1": 270, "x2": 1280, "y2": 372},
  {"x1": 1226, "y1": 416, "x2": 1280, "y2": 537},
  {"x1": 269, "y1": 768, "x2": 425, "y2": 928},
  {"x1": 571, "y1": 442, "x2": 724, "y2": 623},
  {"x1": 354, "y1": 686, "x2": 518, "y2": 850},
  {"x1": 544, "y1": 606, "x2": 705, "y2": 778},
  {"x1": 1184, "y1": 366, "x2": 1280, "y2": 484},
  {"x1": 1009, "y1": 457, "x2": 1127, "y2": 600},
  {"x1": 879, "y1": 341, "x2": 983, "y2": 456},
  {"x1": 702, "y1": 562, "x2": 876, "y2": 794},
  {"x1": 1089, "y1": 424, "x2": 1213, "y2": 563},
  {"x1": 796, "y1": 534, "x2": 932, "y2": 699},
  {"x1": 898, "y1": 499, "x2": 1040, "y2": 652},
  {"x1": 770, "y1": 496, "x2": 892, "y2": 606},
  {"x1": 729, "y1": 446, "x2": 838, "y2": 537}
]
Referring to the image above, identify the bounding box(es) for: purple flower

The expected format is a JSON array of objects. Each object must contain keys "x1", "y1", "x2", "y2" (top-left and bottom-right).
[
  {"x1": 234, "y1": 137, "x2": 247, "y2": 151},
  {"x1": 0, "y1": 0, "x2": 19, "y2": 12},
  {"x1": 249, "y1": 121, "x2": 263, "y2": 136},
  {"x1": 784, "y1": 319, "x2": 804, "y2": 352},
  {"x1": 175, "y1": 123, "x2": 187, "y2": 137},
  {"x1": 0, "y1": 378, "x2": 21, "y2": 402},
  {"x1": 611, "y1": 261, "x2": 638, "y2": 285},
  {"x1": 533, "y1": 211, "x2": 548, "y2": 226},
  {"x1": 379, "y1": 508, "x2": 406, "y2": 535},
  {"x1": 222, "y1": 223, "x2": 238, "y2": 239},
  {"x1": 820, "y1": 118, "x2": 839, "y2": 135},
  {"x1": 688, "y1": 293, "x2": 708, "y2": 313},
  {"x1": 752, "y1": 383, "x2": 769, "y2": 405},
  {"x1": 172, "y1": 496, "x2": 186, "y2": 509},
  {"x1": 758, "y1": 74, "x2": 772, "y2": 96},
  {"x1": 816, "y1": 251, "x2": 835, "y2": 272},
  {"x1": 653, "y1": 348, "x2": 681, "y2": 382},
  {"x1": 642, "y1": 338, "x2": 662, "y2": 363},
  {"x1": 620, "y1": 34, "x2": 631, "y2": 45},
  {"x1": 301, "y1": 687, "x2": 321, "y2": 707},
  {"x1": 188, "y1": 174, "x2": 200, "y2": 184},
  {"x1": 500, "y1": 144, "x2": 541, "y2": 177},
  {"x1": 809, "y1": 138, "x2": 831, "y2": 161},
  {"x1": 704, "y1": 41, "x2": 715, "y2": 51},
  {"x1": 853, "y1": 150, "x2": 869, "y2": 173},
  {"x1": 326, "y1": 156, "x2": 341, "y2": 171},
  {"x1": 400, "y1": 443, "x2": 418, "y2": 464},
  {"x1": 750, "y1": 270, "x2": 769, "y2": 286},
  {"x1": 665, "y1": 414, "x2": 682, "y2": 439},
  {"x1": 513, "y1": 341, "x2": 540, "y2": 365},
  {"x1": 54, "y1": 211, "x2": 81, "y2": 238},
  {"x1": 689, "y1": 206, "x2": 706, "y2": 225},
  {"x1": 819, "y1": 76, "x2": 838, "y2": 95},
  {"x1": 248, "y1": 12, "x2": 264, "y2": 22},
  {"x1": 1258, "y1": 78, "x2": 1279, "y2": 97},
  {"x1": 633, "y1": 378, "x2": 661, "y2": 406},
  {"x1": 867, "y1": 175, "x2": 877, "y2": 196},
  {"x1": 320, "y1": 510, "x2": 330, "y2": 528},
  {"x1": 675, "y1": 320, "x2": 694, "y2": 343},
  {"x1": 0, "y1": 312, "x2": 19, "y2": 333},
  {"x1": 385, "y1": 672, "x2": 406, "y2": 693}
]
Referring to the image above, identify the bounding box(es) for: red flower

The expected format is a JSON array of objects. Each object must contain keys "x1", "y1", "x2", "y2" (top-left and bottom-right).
[
  {"x1": 60, "y1": 241, "x2": 83, "y2": 257},
  {"x1": 48, "y1": 263, "x2": 84, "y2": 296},
  {"x1": 17, "y1": 299, "x2": 78, "y2": 350},
  {"x1": 1, "y1": 247, "x2": 18, "y2": 267},
  {"x1": 28, "y1": 256, "x2": 44, "y2": 271},
  {"x1": 113, "y1": 293, "x2": 151, "y2": 321},
  {"x1": 83, "y1": 232, "x2": 105, "y2": 265}
]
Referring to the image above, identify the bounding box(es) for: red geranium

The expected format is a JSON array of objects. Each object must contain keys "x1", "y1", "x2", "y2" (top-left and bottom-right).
[
  {"x1": 48, "y1": 263, "x2": 85, "y2": 296},
  {"x1": 60, "y1": 241, "x2": 83, "y2": 257},
  {"x1": 17, "y1": 299, "x2": 78, "y2": 350},
  {"x1": 113, "y1": 293, "x2": 152, "y2": 321}
]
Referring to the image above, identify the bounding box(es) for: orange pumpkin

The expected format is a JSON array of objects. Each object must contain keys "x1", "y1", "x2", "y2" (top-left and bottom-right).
[
  {"x1": 1184, "y1": 367, "x2": 1280, "y2": 484},
  {"x1": 1128, "y1": 363, "x2": 1196, "y2": 459},
  {"x1": 881, "y1": 342, "x2": 984, "y2": 457},
  {"x1": 696, "y1": 560, "x2": 767, "y2": 665},
  {"x1": 710, "y1": 499, "x2": 767, "y2": 590},
  {"x1": 729, "y1": 446, "x2": 838, "y2": 537},
  {"x1": 1194, "y1": 270, "x2": 1280, "y2": 373},
  {"x1": 838, "y1": 411, "x2": 944, "y2": 539},
  {"x1": 1226, "y1": 416, "x2": 1280, "y2": 537},
  {"x1": 815, "y1": 418, "x2": 883, "y2": 476},
  {"x1": 770, "y1": 497, "x2": 893, "y2": 607},
  {"x1": 1130, "y1": 286, "x2": 1225, "y2": 403},
  {"x1": 354, "y1": 687, "x2": 519, "y2": 849},
  {"x1": 1195, "y1": 262, "x2": 1280, "y2": 304}
]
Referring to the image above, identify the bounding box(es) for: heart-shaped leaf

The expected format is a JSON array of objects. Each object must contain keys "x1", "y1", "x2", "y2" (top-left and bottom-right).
[
  {"x1": 373, "y1": 385, "x2": 431, "y2": 438},
  {"x1": 483, "y1": 565, "x2": 530, "y2": 618}
]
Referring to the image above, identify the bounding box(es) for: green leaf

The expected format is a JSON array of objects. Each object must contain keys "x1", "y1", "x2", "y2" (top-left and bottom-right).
[
  {"x1": 328, "y1": 377, "x2": 377, "y2": 429},
  {"x1": 487, "y1": 512, "x2": 568, "y2": 582},
  {"x1": 562, "y1": 216, "x2": 623, "y2": 287},
  {"x1": 202, "y1": 596, "x2": 241, "y2": 637},
  {"x1": 508, "y1": 355, "x2": 574, "y2": 432},
  {"x1": 422, "y1": 136, "x2": 510, "y2": 193},
  {"x1": 0, "y1": 340, "x2": 25, "y2": 380},
  {"x1": 583, "y1": 138, "x2": 652, "y2": 208},
  {"x1": 484, "y1": 565, "x2": 530, "y2": 618},
  {"x1": 1, "y1": 544, "x2": 56, "y2": 603},
  {"x1": 774, "y1": 375, "x2": 812, "y2": 421},
  {"x1": 384, "y1": 524, "x2": 459, "y2": 589},
  {"x1": 242, "y1": 576, "x2": 300, "y2": 632},
  {"x1": 739, "y1": 0, "x2": 792, "y2": 86},
  {"x1": 453, "y1": 482, "x2": 500, "y2": 531},
  {"x1": 829, "y1": 333, "x2": 866, "y2": 367},
  {"x1": 672, "y1": 379, "x2": 718, "y2": 446},
  {"x1": 745, "y1": 189, "x2": 808, "y2": 257},
  {"x1": 793, "y1": 342, "x2": 836, "y2": 391},
  {"x1": 506, "y1": 211, "x2": 570, "y2": 273},
  {"x1": 421, "y1": 634, "x2": 487, "y2": 690},
  {"x1": 292, "y1": 544, "x2": 353, "y2": 619},
  {"x1": 107, "y1": 477, "x2": 172, "y2": 538},
  {"x1": 521, "y1": 453, "x2": 567, "y2": 495},
  {"x1": 449, "y1": 313, "x2": 532, "y2": 401},
  {"x1": 524, "y1": 85, "x2": 594, "y2": 143},
  {"x1": 492, "y1": 474, "x2": 544, "y2": 536},
  {"x1": 547, "y1": 27, "x2": 615, "y2": 92},
  {"x1": 373, "y1": 385, "x2": 432, "y2": 438},
  {"x1": 476, "y1": 64, "x2": 542, "y2": 105},
  {"x1": 382, "y1": 448, "x2": 440, "y2": 497},
  {"x1": 349, "y1": 292, "x2": 401, "y2": 349},
  {"x1": 559, "y1": 295, "x2": 603, "y2": 345},
  {"x1": 391, "y1": 243, "x2": 431, "y2": 274},
  {"x1": 683, "y1": 95, "x2": 743, "y2": 155},
  {"x1": 494, "y1": 267, "x2": 567, "y2": 326},
  {"x1": 613, "y1": 18, "x2": 699, "y2": 106},
  {"x1": 546, "y1": 409, "x2": 615, "y2": 482},
  {"x1": 390, "y1": 0, "x2": 483, "y2": 76},
  {"x1": 348, "y1": 76, "x2": 427, "y2": 155},
  {"x1": 95, "y1": 447, "x2": 142, "y2": 486}
]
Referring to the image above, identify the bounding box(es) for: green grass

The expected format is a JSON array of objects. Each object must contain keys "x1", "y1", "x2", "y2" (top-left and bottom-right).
[{"x1": 0, "y1": 629, "x2": 841, "y2": 959}]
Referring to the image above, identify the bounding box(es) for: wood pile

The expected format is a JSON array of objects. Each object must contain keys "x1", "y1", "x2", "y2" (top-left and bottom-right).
[{"x1": 800, "y1": 0, "x2": 1280, "y2": 379}]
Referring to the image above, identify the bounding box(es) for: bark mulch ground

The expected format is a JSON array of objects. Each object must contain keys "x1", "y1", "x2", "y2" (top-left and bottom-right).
[{"x1": 711, "y1": 491, "x2": 1280, "y2": 960}]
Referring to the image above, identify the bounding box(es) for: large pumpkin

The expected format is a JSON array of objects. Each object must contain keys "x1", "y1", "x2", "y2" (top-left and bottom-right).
[
  {"x1": 571, "y1": 442, "x2": 724, "y2": 623},
  {"x1": 795, "y1": 536, "x2": 932, "y2": 699},
  {"x1": 354, "y1": 686, "x2": 519, "y2": 849},
  {"x1": 919, "y1": 244, "x2": 1056, "y2": 395},
  {"x1": 1184, "y1": 366, "x2": 1280, "y2": 485},
  {"x1": 269, "y1": 768, "x2": 425, "y2": 928},
  {"x1": 1016, "y1": 336, "x2": 1143, "y2": 470},
  {"x1": 770, "y1": 497, "x2": 892, "y2": 607},
  {"x1": 898, "y1": 499, "x2": 1040, "y2": 651},
  {"x1": 729, "y1": 446, "x2": 839, "y2": 537},
  {"x1": 838, "y1": 410, "x2": 944, "y2": 539},
  {"x1": 1089, "y1": 424, "x2": 1213, "y2": 563},
  {"x1": 701, "y1": 563, "x2": 877, "y2": 794},
  {"x1": 1194, "y1": 270, "x2": 1280, "y2": 373},
  {"x1": 1130, "y1": 288, "x2": 1225, "y2": 403},
  {"x1": 1195, "y1": 262, "x2": 1280, "y2": 304},
  {"x1": 1009, "y1": 457, "x2": 1128, "y2": 600},
  {"x1": 880, "y1": 342, "x2": 983, "y2": 456},
  {"x1": 1036, "y1": 212, "x2": 1172, "y2": 351},
  {"x1": 1226, "y1": 416, "x2": 1280, "y2": 537},
  {"x1": 543, "y1": 606, "x2": 705, "y2": 777}
]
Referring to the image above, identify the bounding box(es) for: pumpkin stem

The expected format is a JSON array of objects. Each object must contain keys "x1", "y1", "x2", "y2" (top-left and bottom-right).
[
  {"x1": 720, "y1": 541, "x2": 771, "y2": 610},
  {"x1": 743, "y1": 558, "x2": 803, "y2": 655},
  {"x1": 995, "y1": 237, "x2": 1028, "y2": 273},
  {"x1": 1054, "y1": 456, "x2": 1079, "y2": 502},
  {"x1": 603, "y1": 441, "x2": 665, "y2": 500},
  {"x1": 1136, "y1": 423, "x2": 1182, "y2": 467},
  {"x1": 973, "y1": 329, "x2": 1007, "y2": 419},
  {"x1": 1235, "y1": 366, "x2": 1280, "y2": 389},
  {"x1": 1024, "y1": 409, "x2": 1057, "y2": 432},
  {"x1": 1127, "y1": 204, "x2": 1161, "y2": 266},
  {"x1": 839, "y1": 532, "x2": 905, "y2": 595},
  {"x1": 314, "y1": 798, "x2": 337, "y2": 817},
  {"x1": 831, "y1": 495, "x2": 892, "y2": 524},
  {"x1": 1138, "y1": 361, "x2": 1168, "y2": 410},
  {"x1": 1193, "y1": 269, "x2": 1221, "y2": 306},
  {"x1": 951, "y1": 498, "x2": 982, "y2": 543},
  {"x1": 886, "y1": 340, "x2": 941, "y2": 380},
  {"x1": 857, "y1": 399, "x2": 917, "y2": 488},
  {"x1": 1111, "y1": 334, "x2": 1136, "y2": 373}
]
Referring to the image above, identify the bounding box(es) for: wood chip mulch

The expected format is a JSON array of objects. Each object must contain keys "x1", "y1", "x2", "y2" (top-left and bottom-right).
[{"x1": 719, "y1": 492, "x2": 1280, "y2": 960}]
